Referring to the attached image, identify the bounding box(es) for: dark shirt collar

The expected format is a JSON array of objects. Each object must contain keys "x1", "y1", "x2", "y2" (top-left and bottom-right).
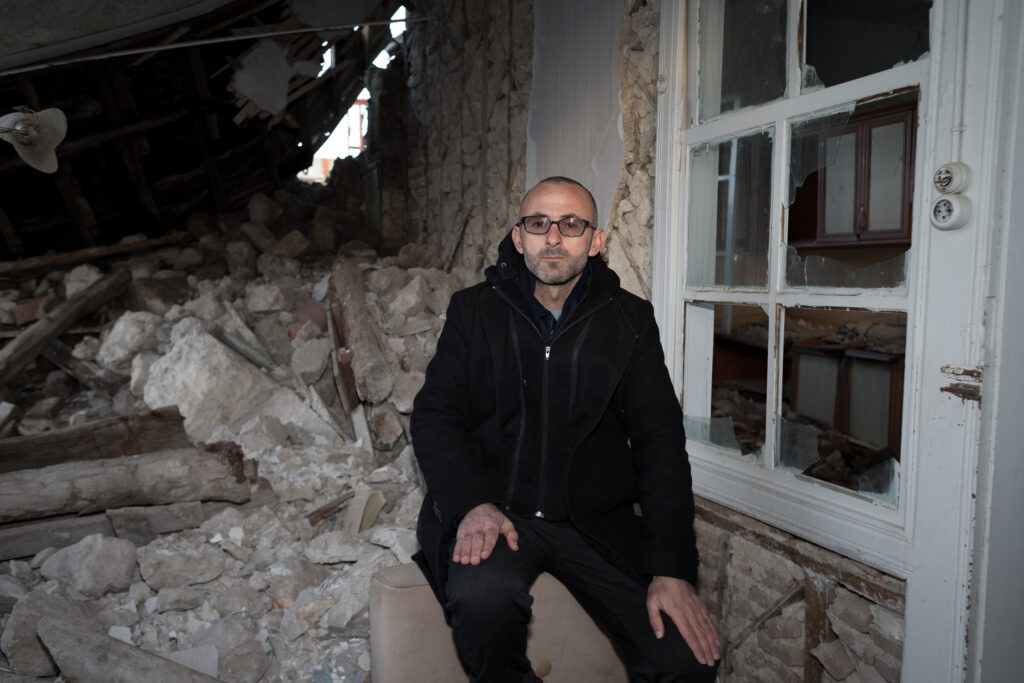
[{"x1": 528, "y1": 264, "x2": 591, "y2": 343}]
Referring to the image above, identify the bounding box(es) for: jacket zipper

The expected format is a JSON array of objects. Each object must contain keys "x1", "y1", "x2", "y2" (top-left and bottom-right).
[
  {"x1": 489, "y1": 284, "x2": 616, "y2": 518},
  {"x1": 535, "y1": 344, "x2": 551, "y2": 517}
]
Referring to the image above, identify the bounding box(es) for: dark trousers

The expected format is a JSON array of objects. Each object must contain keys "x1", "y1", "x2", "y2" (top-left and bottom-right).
[{"x1": 444, "y1": 512, "x2": 719, "y2": 683}]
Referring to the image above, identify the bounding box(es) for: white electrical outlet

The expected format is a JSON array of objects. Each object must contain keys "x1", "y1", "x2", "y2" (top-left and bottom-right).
[{"x1": 930, "y1": 194, "x2": 972, "y2": 230}]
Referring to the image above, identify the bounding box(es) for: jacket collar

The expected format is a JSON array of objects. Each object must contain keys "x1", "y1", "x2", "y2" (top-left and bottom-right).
[{"x1": 486, "y1": 230, "x2": 620, "y2": 311}]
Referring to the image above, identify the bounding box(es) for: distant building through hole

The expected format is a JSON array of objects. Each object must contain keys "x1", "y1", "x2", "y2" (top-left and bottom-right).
[{"x1": 298, "y1": 6, "x2": 406, "y2": 184}]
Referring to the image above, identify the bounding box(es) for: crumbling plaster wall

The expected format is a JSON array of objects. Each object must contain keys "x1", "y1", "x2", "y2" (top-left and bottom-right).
[
  {"x1": 403, "y1": 0, "x2": 533, "y2": 277},
  {"x1": 399, "y1": 1, "x2": 907, "y2": 680}
]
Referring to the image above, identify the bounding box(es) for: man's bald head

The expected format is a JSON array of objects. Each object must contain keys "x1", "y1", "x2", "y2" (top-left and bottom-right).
[{"x1": 520, "y1": 176, "x2": 599, "y2": 225}]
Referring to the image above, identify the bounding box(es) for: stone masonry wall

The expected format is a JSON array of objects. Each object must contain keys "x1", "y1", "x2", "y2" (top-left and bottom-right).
[
  {"x1": 696, "y1": 499, "x2": 906, "y2": 682},
  {"x1": 607, "y1": 0, "x2": 661, "y2": 298},
  {"x1": 403, "y1": 0, "x2": 533, "y2": 279}
]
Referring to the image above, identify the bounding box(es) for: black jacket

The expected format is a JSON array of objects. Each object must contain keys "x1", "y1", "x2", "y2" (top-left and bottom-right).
[{"x1": 411, "y1": 232, "x2": 698, "y2": 602}]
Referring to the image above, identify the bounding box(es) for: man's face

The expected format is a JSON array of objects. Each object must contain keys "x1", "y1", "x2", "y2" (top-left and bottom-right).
[{"x1": 512, "y1": 182, "x2": 605, "y2": 287}]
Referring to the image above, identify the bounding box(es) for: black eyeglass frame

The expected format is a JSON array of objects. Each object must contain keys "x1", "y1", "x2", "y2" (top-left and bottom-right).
[{"x1": 516, "y1": 215, "x2": 596, "y2": 238}]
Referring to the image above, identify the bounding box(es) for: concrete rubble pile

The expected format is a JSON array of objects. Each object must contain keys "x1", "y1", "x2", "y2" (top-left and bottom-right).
[{"x1": 0, "y1": 187, "x2": 469, "y2": 681}]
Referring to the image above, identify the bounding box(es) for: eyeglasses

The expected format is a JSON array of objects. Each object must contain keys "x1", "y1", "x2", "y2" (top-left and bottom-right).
[{"x1": 516, "y1": 215, "x2": 595, "y2": 238}]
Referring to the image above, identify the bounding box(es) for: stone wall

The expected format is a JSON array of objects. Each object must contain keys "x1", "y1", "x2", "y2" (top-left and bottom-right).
[
  {"x1": 606, "y1": 0, "x2": 661, "y2": 298},
  {"x1": 403, "y1": 0, "x2": 533, "y2": 277},
  {"x1": 696, "y1": 499, "x2": 906, "y2": 682}
]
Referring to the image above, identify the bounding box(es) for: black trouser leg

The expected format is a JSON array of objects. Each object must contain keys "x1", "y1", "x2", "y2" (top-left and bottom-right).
[
  {"x1": 445, "y1": 534, "x2": 544, "y2": 683},
  {"x1": 537, "y1": 520, "x2": 720, "y2": 682}
]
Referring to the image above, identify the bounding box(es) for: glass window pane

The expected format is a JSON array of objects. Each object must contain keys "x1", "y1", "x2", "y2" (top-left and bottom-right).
[
  {"x1": 688, "y1": 130, "x2": 773, "y2": 287},
  {"x1": 867, "y1": 122, "x2": 905, "y2": 233},
  {"x1": 684, "y1": 303, "x2": 769, "y2": 461},
  {"x1": 823, "y1": 132, "x2": 856, "y2": 236},
  {"x1": 778, "y1": 307, "x2": 906, "y2": 503},
  {"x1": 803, "y1": 1, "x2": 931, "y2": 90},
  {"x1": 699, "y1": 0, "x2": 787, "y2": 120},
  {"x1": 786, "y1": 93, "x2": 916, "y2": 289}
]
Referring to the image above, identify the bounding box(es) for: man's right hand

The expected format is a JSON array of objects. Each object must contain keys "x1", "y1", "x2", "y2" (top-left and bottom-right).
[{"x1": 452, "y1": 503, "x2": 519, "y2": 565}]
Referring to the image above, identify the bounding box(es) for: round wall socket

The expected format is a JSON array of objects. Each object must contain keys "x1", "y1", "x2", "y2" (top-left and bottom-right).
[{"x1": 930, "y1": 194, "x2": 973, "y2": 230}]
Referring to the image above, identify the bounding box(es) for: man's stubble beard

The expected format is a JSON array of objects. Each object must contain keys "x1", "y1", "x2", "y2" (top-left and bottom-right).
[{"x1": 523, "y1": 248, "x2": 589, "y2": 286}]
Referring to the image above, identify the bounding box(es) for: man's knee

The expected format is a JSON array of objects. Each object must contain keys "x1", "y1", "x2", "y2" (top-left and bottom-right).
[{"x1": 446, "y1": 560, "x2": 533, "y2": 630}]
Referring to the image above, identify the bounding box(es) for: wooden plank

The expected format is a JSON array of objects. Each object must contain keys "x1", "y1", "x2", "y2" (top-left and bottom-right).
[
  {"x1": 0, "y1": 231, "x2": 192, "y2": 279},
  {"x1": 0, "y1": 203, "x2": 23, "y2": 257},
  {"x1": 51, "y1": 160, "x2": 97, "y2": 246},
  {"x1": 0, "y1": 268, "x2": 130, "y2": 387},
  {"x1": 0, "y1": 444, "x2": 254, "y2": 523},
  {"x1": 804, "y1": 575, "x2": 834, "y2": 683},
  {"x1": 0, "y1": 513, "x2": 113, "y2": 561},
  {"x1": 0, "y1": 406, "x2": 189, "y2": 473},
  {"x1": 41, "y1": 338, "x2": 124, "y2": 395}
]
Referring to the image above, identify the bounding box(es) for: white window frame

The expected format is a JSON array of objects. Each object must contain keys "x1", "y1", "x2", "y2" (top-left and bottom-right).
[{"x1": 653, "y1": 0, "x2": 931, "y2": 577}]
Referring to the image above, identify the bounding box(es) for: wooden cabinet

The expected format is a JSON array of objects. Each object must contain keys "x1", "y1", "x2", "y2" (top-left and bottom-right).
[{"x1": 789, "y1": 95, "x2": 917, "y2": 249}]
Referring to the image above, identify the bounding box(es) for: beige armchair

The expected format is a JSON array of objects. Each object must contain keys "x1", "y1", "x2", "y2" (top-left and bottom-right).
[{"x1": 369, "y1": 562, "x2": 630, "y2": 682}]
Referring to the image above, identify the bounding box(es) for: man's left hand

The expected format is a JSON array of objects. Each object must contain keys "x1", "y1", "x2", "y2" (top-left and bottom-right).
[{"x1": 646, "y1": 575, "x2": 721, "y2": 667}]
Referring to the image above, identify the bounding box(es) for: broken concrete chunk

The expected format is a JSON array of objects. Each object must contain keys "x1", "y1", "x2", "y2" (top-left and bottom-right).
[
  {"x1": 370, "y1": 526, "x2": 419, "y2": 564},
  {"x1": 281, "y1": 585, "x2": 333, "y2": 640},
  {"x1": 39, "y1": 533, "x2": 137, "y2": 598},
  {"x1": 130, "y1": 351, "x2": 161, "y2": 397},
  {"x1": 248, "y1": 192, "x2": 283, "y2": 226},
  {"x1": 271, "y1": 230, "x2": 310, "y2": 259},
  {"x1": 107, "y1": 501, "x2": 205, "y2": 546},
  {"x1": 226, "y1": 241, "x2": 257, "y2": 277},
  {"x1": 138, "y1": 543, "x2": 228, "y2": 590},
  {"x1": 256, "y1": 252, "x2": 300, "y2": 280},
  {"x1": 241, "y1": 221, "x2": 277, "y2": 253},
  {"x1": 245, "y1": 281, "x2": 294, "y2": 313},
  {"x1": 191, "y1": 616, "x2": 269, "y2": 683},
  {"x1": 391, "y1": 370, "x2": 425, "y2": 414},
  {"x1": 71, "y1": 335, "x2": 98, "y2": 359},
  {"x1": 0, "y1": 574, "x2": 27, "y2": 614},
  {"x1": 305, "y1": 531, "x2": 364, "y2": 565},
  {"x1": 0, "y1": 589, "x2": 93, "y2": 676},
  {"x1": 291, "y1": 337, "x2": 331, "y2": 383},
  {"x1": 131, "y1": 276, "x2": 191, "y2": 315},
  {"x1": 97, "y1": 310, "x2": 162, "y2": 370},
  {"x1": 64, "y1": 263, "x2": 104, "y2": 298},
  {"x1": 369, "y1": 402, "x2": 405, "y2": 452},
  {"x1": 388, "y1": 274, "x2": 430, "y2": 319},
  {"x1": 265, "y1": 556, "x2": 332, "y2": 611},
  {"x1": 142, "y1": 330, "x2": 277, "y2": 442},
  {"x1": 36, "y1": 617, "x2": 220, "y2": 682},
  {"x1": 156, "y1": 586, "x2": 205, "y2": 613}
]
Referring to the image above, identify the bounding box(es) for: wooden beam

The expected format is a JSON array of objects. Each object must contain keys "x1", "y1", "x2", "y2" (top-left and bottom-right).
[
  {"x1": 0, "y1": 513, "x2": 114, "y2": 561},
  {"x1": 0, "y1": 231, "x2": 193, "y2": 279},
  {"x1": 41, "y1": 339, "x2": 124, "y2": 395},
  {"x1": 93, "y1": 63, "x2": 160, "y2": 222},
  {"x1": 51, "y1": 160, "x2": 97, "y2": 246},
  {"x1": 0, "y1": 444, "x2": 254, "y2": 523},
  {"x1": 0, "y1": 109, "x2": 192, "y2": 173},
  {"x1": 0, "y1": 406, "x2": 189, "y2": 473},
  {"x1": 0, "y1": 269, "x2": 129, "y2": 388},
  {"x1": 0, "y1": 203, "x2": 23, "y2": 257}
]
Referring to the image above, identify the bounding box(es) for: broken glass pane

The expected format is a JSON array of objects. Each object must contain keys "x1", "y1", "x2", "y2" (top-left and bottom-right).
[
  {"x1": 786, "y1": 93, "x2": 916, "y2": 289},
  {"x1": 804, "y1": 1, "x2": 932, "y2": 90},
  {"x1": 778, "y1": 307, "x2": 905, "y2": 504},
  {"x1": 699, "y1": 0, "x2": 786, "y2": 120},
  {"x1": 687, "y1": 130, "x2": 772, "y2": 287},
  {"x1": 684, "y1": 304, "x2": 769, "y2": 460}
]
